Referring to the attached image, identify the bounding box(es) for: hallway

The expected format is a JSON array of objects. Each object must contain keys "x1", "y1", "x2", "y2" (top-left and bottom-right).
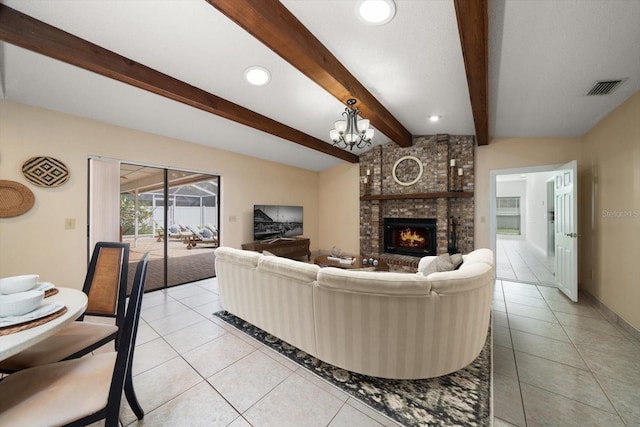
[{"x1": 496, "y1": 237, "x2": 555, "y2": 286}]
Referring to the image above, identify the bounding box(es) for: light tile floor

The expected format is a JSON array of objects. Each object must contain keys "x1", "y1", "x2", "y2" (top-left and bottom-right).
[
  {"x1": 110, "y1": 278, "x2": 402, "y2": 427},
  {"x1": 84, "y1": 276, "x2": 639, "y2": 426},
  {"x1": 493, "y1": 280, "x2": 640, "y2": 427},
  {"x1": 496, "y1": 238, "x2": 555, "y2": 285}
]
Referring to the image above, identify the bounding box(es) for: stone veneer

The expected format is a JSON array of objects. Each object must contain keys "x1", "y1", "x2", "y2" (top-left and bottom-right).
[{"x1": 359, "y1": 134, "x2": 474, "y2": 270}]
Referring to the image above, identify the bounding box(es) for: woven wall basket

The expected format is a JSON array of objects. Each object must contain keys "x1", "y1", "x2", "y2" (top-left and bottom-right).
[
  {"x1": 0, "y1": 180, "x2": 35, "y2": 218},
  {"x1": 22, "y1": 156, "x2": 70, "y2": 187}
]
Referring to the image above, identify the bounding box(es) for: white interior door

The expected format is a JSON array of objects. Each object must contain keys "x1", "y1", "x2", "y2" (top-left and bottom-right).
[{"x1": 554, "y1": 160, "x2": 578, "y2": 302}]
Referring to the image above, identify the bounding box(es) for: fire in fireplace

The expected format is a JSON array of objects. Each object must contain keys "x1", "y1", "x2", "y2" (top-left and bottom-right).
[{"x1": 384, "y1": 218, "x2": 437, "y2": 257}]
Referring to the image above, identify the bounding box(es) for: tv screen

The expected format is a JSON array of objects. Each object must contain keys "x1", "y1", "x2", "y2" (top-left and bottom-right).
[{"x1": 253, "y1": 205, "x2": 303, "y2": 241}]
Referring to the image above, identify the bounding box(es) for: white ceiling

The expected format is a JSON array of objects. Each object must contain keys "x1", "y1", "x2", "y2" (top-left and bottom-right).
[{"x1": 1, "y1": 0, "x2": 639, "y2": 172}]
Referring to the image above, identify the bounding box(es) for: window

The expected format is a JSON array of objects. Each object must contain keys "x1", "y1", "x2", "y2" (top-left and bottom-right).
[{"x1": 497, "y1": 196, "x2": 521, "y2": 235}]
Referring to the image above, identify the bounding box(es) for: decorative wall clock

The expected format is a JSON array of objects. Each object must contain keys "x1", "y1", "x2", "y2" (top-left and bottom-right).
[
  {"x1": 21, "y1": 156, "x2": 70, "y2": 187},
  {"x1": 392, "y1": 155, "x2": 423, "y2": 186},
  {"x1": 0, "y1": 180, "x2": 35, "y2": 218}
]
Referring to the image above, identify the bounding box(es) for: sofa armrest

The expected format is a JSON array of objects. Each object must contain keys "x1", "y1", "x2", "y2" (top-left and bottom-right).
[
  {"x1": 427, "y1": 263, "x2": 494, "y2": 295},
  {"x1": 462, "y1": 248, "x2": 495, "y2": 268},
  {"x1": 214, "y1": 247, "x2": 262, "y2": 268}
]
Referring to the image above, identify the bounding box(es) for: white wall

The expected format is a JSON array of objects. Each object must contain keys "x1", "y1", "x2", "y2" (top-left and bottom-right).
[{"x1": 525, "y1": 171, "x2": 555, "y2": 254}]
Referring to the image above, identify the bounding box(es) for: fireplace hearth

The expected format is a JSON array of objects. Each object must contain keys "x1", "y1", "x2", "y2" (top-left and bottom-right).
[{"x1": 383, "y1": 218, "x2": 437, "y2": 257}]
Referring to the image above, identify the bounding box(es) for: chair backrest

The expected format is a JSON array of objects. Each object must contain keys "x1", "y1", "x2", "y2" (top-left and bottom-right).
[
  {"x1": 104, "y1": 252, "x2": 149, "y2": 425},
  {"x1": 82, "y1": 242, "x2": 130, "y2": 328}
]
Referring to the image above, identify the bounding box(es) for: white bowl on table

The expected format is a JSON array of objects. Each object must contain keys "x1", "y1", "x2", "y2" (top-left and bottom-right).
[
  {"x1": 0, "y1": 274, "x2": 39, "y2": 294},
  {"x1": 0, "y1": 290, "x2": 44, "y2": 317}
]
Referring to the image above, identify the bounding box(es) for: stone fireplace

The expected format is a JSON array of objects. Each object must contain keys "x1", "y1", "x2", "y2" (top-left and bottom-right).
[
  {"x1": 359, "y1": 134, "x2": 475, "y2": 270},
  {"x1": 383, "y1": 218, "x2": 437, "y2": 257}
]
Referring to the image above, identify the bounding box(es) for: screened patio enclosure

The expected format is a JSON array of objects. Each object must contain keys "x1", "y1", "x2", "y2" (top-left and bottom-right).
[
  {"x1": 120, "y1": 181, "x2": 219, "y2": 241},
  {"x1": 119, "y1": 164, "x2": 220, "y2": 291}
]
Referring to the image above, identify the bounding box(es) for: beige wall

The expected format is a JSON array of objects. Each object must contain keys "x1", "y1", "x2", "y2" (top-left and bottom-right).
[
  {"x1": 475, "y1": 137, "x2": 581, "y2": 249},
  {"x1": 3, "y1": 93, "x2": 638, "y2": 330},
  {"x1": 0, "y1": 101, "x2": 320, "y2": 289},
  {"x1": 318, "y1": 162, "x2": 360, "y2": 254},
  {"x1": 580, "y1": 91, "x2": 640, "y2": 330}
]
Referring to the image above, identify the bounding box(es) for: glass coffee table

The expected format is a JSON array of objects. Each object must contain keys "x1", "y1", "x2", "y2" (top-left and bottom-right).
[{"x1": 313, "y1": 255, "x2": 389, "y2": 272}]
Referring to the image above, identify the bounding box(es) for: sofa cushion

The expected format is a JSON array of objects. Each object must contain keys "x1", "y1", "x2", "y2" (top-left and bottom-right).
[
  {"x1": 258, "y1": 255, "x2": 320, "y2": 282},
  {"x1": 417, "y1": 255, "x2": 436, "y2": 274},
  {"x1": 450, "y1": 253, "x2": 464, "y2": 269},
  {"x1": 317, "y1": 268, "x2": 431, "y2": 296},
  {"x1": 214, "y1": 247, "x2": 261, "y2": 268},
  {"x1": 421, "y1": 253, "x2": 455, "y2": 275}
]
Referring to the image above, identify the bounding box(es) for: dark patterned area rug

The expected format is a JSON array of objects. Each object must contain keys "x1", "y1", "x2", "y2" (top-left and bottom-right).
[
  {"x1": 127, "y1": 252, "x2": 215, "y2": 294},
  {"x1": 214, "y1": 311, "x2": 492, "y2": 427}
]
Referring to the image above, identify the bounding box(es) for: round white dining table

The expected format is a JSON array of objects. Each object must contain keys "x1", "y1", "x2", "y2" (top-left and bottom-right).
[{"x1": 0, "y1": 287, "x2": 88, "y2": 361}]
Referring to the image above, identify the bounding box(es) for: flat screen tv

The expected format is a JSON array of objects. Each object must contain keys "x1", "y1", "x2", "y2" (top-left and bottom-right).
[{"x1": 253, "y1": 205, "x2": 303, "y2": 242}]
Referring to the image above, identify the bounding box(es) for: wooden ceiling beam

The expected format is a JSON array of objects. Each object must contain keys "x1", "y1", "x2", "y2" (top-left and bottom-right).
[
  {"x1": 454, "y1": 0, "x2": 489, "y2": 146},
  {"x1": 0, "y1": 4, "x2": 358, "y2": 163},
  {"x1": 207, "y1": 0, "x2": 413, "y2": 148}
]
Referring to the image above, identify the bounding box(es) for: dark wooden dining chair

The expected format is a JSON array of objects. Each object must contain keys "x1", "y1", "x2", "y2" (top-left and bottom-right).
[
  {"x1": 0, "y1": 252, "x2": 149, "y2": 427},
  {"x1": 0, "y1": 242, "x2": 131, "y2": 374}
]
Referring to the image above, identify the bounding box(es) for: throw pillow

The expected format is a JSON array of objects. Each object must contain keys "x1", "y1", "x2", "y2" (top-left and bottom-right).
[
  {"x1": 421, "y1": 253, "x2": 455, "y2": 276},
  {"x1": 450, "y1": 253, "x2": 464, "y2": 269}
]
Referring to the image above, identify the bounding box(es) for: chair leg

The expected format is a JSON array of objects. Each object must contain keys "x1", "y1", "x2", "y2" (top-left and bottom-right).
[{"x1": 124, "y1": 372, "x2": 144, "y2": 420}]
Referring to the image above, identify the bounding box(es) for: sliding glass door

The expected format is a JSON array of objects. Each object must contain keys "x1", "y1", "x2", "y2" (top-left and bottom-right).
[
  {"x1": 119, "y1": 164, "x2": 166, "y2": 292},
  {"x1": 163, "y1": 169, "x2": 219, "y2": 289}
]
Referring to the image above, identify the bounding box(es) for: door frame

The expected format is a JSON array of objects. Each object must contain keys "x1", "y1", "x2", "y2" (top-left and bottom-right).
[{"x1": 490, "y1": 163, "x2": 564, "y2": 279}]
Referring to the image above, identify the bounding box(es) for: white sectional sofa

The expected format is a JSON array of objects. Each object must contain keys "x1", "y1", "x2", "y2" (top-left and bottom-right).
[{"x1": 214, "y1": 247, "x2": 495, "y2": 379}]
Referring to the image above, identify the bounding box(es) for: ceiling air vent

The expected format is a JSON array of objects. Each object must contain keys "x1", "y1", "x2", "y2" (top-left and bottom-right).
[{"x1": 585, "y1": 79, "x2": 626, "y2": 96}]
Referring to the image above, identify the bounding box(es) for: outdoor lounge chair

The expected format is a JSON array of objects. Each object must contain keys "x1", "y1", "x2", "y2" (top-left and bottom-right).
[
  {"x1": 156, "y1": 224, "x2": 193, "y2": 242},
  {"x1": 184, "y1": 225, "x2": 218, "y2": 249}
]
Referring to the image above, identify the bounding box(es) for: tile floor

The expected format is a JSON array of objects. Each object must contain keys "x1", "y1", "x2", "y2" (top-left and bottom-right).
[
  {"x1": 108, "y1": 278, "x2": 402, "y2": 427},
  {"x1": 493, "y1": 280, "x2": 640, "y2": 426},
  {"x1": 84, "y1": 276, "x2": 639, "y2": 427},
  {"x1": 496, "y1": 238, "x2": 555, "y2": 285}
]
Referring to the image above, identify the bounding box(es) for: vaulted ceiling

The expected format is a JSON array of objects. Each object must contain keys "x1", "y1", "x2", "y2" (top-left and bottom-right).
[{"x1": 1, "y1": 1, "x2": 638, "y2": 172}]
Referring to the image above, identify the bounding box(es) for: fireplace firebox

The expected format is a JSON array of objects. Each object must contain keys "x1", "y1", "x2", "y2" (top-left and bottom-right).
[{"x1": 383, "y1": 218, "x2": 437, "y2": 257}]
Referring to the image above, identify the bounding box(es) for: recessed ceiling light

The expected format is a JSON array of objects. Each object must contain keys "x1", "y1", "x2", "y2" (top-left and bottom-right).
[
  {"x1": 244, "y1": 66, "x2": 271, "y2": 86},
  {"x1": 429, "y1": 115, "x2": 440, "y2": 122},
  {"x1": 356, "y1": 0, "x2": 396, "y2": 25}
]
